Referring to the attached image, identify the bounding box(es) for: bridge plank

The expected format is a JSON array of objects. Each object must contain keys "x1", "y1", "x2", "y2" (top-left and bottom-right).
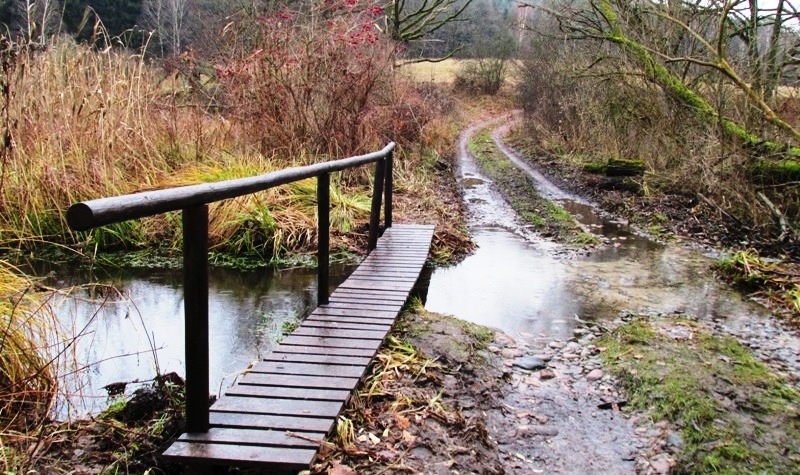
[
  {"x1": 272, "y1": 345, "x2": 376, "y2": 358},
  {"x1": 248, "y1": 361, "x2": 367, "y2": 378},
  {"x1": 299, "y1": 320, "x2": 392, "y2": 332},
  {"x1": 163, "y1": 224, "x2": 435, "y2": 471},
  {"x1": 290, "y1": 327, "x2": 387, "y2": 341},
  {"x1": 310, "y1": 307, "x2": 398, "y2": 319},
  {"x1": 304, "y1": 315, "x2": 399, "y2": 326},
  {"x1": 239, "y1": 373, "x2": 359, "y2": 389},
  {"x1": 163, "y1": 442, "x2": 317, "y2": 469},
  {"x1": 208, "y1": 412, "x2": 335, "y2": 432},
  {"x1": 211, "y1": 397, "x2": 343, "y2": 418},
  {"x1": 263, "y1": 352, "x2": 372, "y2": 365},
  {"x1": 178, "y1": 428, "x2": 324, "y2": 448},
  {"x1": 280, "y1": 335, "x2": 383, "y2": 350},
  {"x1": 226, "y1": 385, "x2": 351, "y2": 402}
]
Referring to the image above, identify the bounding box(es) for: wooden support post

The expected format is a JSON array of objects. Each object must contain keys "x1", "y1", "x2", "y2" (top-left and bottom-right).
[
  {"x1": 384, "y1": 150, "x2": 393, "y2": 229},
  {"x1": 183, "y1": 205, "x2": 210, "y2": 433},
  {"x1": 317, "y1": 173, "x2": 330, "y2": 306},
  {"x1": 368, "y1": 158, "x2": 386, "y2": 252}
]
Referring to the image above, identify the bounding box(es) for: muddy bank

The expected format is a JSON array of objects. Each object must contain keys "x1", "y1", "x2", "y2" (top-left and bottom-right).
[{"x1": 312, "y1": 308, "x2": 675, "y2": 475}]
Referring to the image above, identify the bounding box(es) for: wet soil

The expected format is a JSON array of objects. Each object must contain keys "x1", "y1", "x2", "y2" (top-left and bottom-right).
[
  {"x1": 312, "y1": 310, "x2": 677, "y2": 475},
  {"x1": 24, "y1": 113, "x2": 800, "y2": 475}
]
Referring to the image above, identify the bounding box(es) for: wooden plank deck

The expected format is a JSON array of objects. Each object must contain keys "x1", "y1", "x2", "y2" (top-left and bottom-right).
[{"x1": 162, "y1": 224, "x2": 435, "y2": 472}]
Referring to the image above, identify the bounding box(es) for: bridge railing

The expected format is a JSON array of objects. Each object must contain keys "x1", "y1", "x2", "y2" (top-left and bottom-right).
[{"x1": 66, "y1": 143, "x2": 395, "y2": 433}]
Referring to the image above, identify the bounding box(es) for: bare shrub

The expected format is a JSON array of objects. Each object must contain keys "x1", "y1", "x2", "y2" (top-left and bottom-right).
[{"x1": 216, "y1": 1, "x2": 397, "y2": 158}]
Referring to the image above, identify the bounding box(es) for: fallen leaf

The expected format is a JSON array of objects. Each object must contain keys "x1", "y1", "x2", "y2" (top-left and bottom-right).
[
  {"x1": 402, "y1": 430, "x2": 416, "y2": 445},
  {"x1": 368, "y1": 432, "x2": 381, "y2": 445},
  {"x1": 327, "y1": 461, "x2": 356, "y2": 475},
  {"x1": 395, "y1": 414, "x2": 410, "y2": 430}
]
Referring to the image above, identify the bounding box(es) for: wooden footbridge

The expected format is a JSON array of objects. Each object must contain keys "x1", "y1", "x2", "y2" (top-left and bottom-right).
[{"x1": 67, "y1": 144, "x2": 435, "y2": 473}]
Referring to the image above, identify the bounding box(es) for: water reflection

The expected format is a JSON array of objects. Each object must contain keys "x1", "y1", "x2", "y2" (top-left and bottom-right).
[
  {"x1": 425, "y1": 228, "x2": 578, "y2": 340},
  {"x1": 423, "y1": 119, "x2": 771, "y2": 343},
  {"x1": 46, "y1": 264, "x2": 352, "y2": 416}
]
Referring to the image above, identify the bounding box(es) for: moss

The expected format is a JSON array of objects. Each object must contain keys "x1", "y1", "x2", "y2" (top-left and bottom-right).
[
  {"x1": 598, "y1": 317, "x2": 800, "y2": 474},
  {"x1": 755, "y1": 159, "x2": 800, "y2": 181},
  {"x1": 599, "y1": 0, "x2": 800, "y2": 159},
  {"x1": 583, "y1": 162, "x2": 607, "y2": 174},
  {"x1": 520, "y1": 210, "x2": 546, "y2": 227},
  {"x1": 571, "y1": 232, "x2": 601, "y2": 246}
]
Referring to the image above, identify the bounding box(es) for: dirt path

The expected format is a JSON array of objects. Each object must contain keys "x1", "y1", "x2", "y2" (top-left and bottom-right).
[{"x1": 315, "y1": 114, "x2": 799, "y2": 475}]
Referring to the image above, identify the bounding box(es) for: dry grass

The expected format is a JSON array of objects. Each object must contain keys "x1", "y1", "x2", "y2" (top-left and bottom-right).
[
  {"x1": 399, "y1": 59, "x2": 466, "y2": 84},
  {"x1": 399, "y1": 58, "x2": 522, "y2": 88},
  {"x1": 0, "y1": 31, "x2": 460, "y2": 257},
  {"x1": 0, "y1": 261, "x2": 68, "y2": 471}
]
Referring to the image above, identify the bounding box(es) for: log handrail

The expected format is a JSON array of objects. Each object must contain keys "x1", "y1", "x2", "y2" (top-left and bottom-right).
[{"x1": 66, "y1": 143, "x2": 395, "y2": 433}]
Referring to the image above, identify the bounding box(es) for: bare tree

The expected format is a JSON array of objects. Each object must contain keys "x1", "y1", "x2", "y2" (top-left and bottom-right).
[
  {"x1": 530, "y1": 0, "x2": 800, "y2": 155},
  {"x1": 140, "y1": 0, "x2": 188, "y2": 55},
  {"x1": 389, "y1": 0, "x2": 474, "y2": 60}
]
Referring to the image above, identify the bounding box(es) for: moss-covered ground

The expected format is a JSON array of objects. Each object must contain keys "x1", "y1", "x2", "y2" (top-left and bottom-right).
[{"x1": 599, "y1": 317, "x2": 800, "y2": 474}]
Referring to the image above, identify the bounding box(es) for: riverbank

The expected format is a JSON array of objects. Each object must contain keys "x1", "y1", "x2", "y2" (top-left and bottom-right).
[
  {"x1": 311, "y1": 307, "x2": 799, "y2": 475},
  {"x1": 12, "y1": 112, "x2": 800, "y2": 475}
]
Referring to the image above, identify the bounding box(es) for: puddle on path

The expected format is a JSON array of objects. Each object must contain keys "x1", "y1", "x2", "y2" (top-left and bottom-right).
[{"x1": 423, "y1": 117, "x2": 775, "y2": 346}]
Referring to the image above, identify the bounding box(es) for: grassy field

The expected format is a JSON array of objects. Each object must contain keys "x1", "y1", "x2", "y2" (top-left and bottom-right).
[{"x1": 398, "y1": 59, "x2": 466, "y2": 84}]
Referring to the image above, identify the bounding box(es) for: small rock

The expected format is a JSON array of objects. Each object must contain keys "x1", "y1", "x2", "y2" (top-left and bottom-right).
[
  {"x1": 666, "y1": 432, "x2": 684, "y2": 451},
  {"x1": 514, "y1": 357, "x2": 548, "y2": 371},
  {"x1": 539, "y1": 369, "x2": 556, "y2": 380},
  {"x1": 566, "y1": 341, "x2": 582, "y2": 352},
  {"x1": 586, "y1": 369, "x2": 604, "y2": 381},
  {"x1": 549, "y1": 341, "x2": 565, "y2": 349},
  {"x1": 533, "y1": 413, "x2": 549, "y2": 424},
  {"x1": 495, "y1": 333, "x2": 516, "y2": 348},
  {"x1": 531, "y1": 353, "x2": 553, "y2": 362},
  {"x1": 649, "y1": 454, "x2": 673, "y2": 474},
  {"x1": 529, "y1": 425, "x2": 560, "y2": 437}
]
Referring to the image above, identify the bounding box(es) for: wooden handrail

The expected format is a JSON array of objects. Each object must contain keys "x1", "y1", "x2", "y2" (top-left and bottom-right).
[
  {"x1": 67, "y1": 143, "x2": 395, "y2": 231},
  {"x1": 66, "y1": 143, "x2": 395, "y2": 433}
]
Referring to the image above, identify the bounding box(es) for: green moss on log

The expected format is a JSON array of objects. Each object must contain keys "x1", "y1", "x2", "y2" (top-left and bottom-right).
[{"x1": 583, "y1": 162, "x2": 607, "y2": 174}]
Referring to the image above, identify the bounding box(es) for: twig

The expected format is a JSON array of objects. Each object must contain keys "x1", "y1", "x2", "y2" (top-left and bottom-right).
[
  {"x1": 757, "y1": 181, "x2": 800, "y2": 189},
  {"x1": 757, "y1": 191, "x2": 796, "y2": 240},
  {"x1": 286, "y1": 431, "x2": 335, "y2": 449},
  {"x1": 698, "y1": 193, "x2": 746, "y2": 228}
]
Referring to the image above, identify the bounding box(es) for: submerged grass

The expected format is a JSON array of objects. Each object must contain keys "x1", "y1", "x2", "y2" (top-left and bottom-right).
[
  {"x1": 468, "y1": 129, "x2": 597, "y2": 245},
  {"x1": 715, "y1": 249, "x2": 800, "y2": 322},
  {"x1": 599, "y1": 317, "x2": 800, "y2": 474}
]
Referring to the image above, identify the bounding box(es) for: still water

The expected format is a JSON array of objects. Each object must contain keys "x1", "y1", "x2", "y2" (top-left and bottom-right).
[
  {"x1": 423, "y1": 117, "x2": 773, "y2": 346},
  {"x1": 46, "y1": 116, "x2": 779, "y2": 416},
  {"x1": 44, "y1": 264, "x2": 352, "y2": 416}
]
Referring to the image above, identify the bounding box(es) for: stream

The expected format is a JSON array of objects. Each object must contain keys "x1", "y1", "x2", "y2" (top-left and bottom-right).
[
  {"x1": 424, "y1": 116, "x2": 796, "y2": 355},
  {"x1": 46, "y1": 115, "x2": 799, "y2": 424},
  {"x1": 42, "y1": 263, "x2": 354, "y2": 417},
  {"x1": 420, "y1": 115, "x2": 800, "y2": 474}
]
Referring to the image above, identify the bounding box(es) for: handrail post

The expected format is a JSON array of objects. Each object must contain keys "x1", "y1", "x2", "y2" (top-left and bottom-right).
[
  {"x1": 384, "y1": 150, "x2": 393, "y2": 229},
  {"x1": 368, "y1": 158, "x2": 386, "y2": 252},
  {"x1": 317, "y1": 173, "x2": 330, "y2": 306},
  {"x1": 183, "y1": 205, "x2": 210, "y2": 433}
]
